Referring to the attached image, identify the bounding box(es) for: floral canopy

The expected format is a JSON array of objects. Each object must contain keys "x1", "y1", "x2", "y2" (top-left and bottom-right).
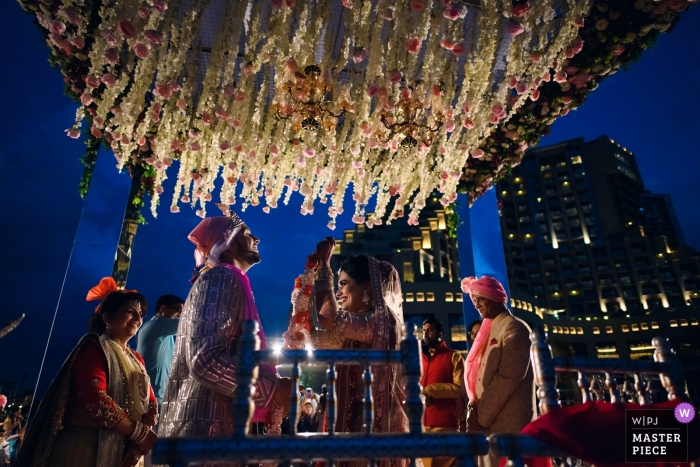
[{"x1": 19, "y1": 0, "x2": 692, "y2": 228}]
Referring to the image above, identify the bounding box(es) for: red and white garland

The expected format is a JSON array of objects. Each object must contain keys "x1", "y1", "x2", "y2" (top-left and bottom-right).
[{"x1": 282, "y1": 254, "x2": 318, "y2": 350}]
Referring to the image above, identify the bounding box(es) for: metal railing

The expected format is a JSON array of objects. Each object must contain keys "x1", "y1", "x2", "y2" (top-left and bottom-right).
[
  {"x1": 153, "y1": 321, "x2": 488, "y2": 466},
  {"x1": 490, "y1": 331, "x2": 689, "y2": 466}
]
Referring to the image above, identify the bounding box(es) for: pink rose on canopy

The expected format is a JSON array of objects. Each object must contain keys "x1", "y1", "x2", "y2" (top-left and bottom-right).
[
  {"x1": 80, "y1": 93, "x2": 93, "y2": 106},
  {"x1": 60, "y1": 6, "x2": 81, "y2": 25},
  {"x1": 471, "y1": 148, "x2": 485, "y2": 158},
  {"x1": 155, "y1": 81, "x2": 171, "y2": 98},
  {"x1": 451, "y1": 42, "x2": 466, "y2": 55},
  {"x1": 70, "y1": 36, "x2": 85, "y2": 49},
  {"x1": 410, "y1": 0, "x2": 425, "y2": 11},
  {"x1": 144, "y1": 29, "x2": 162, "y2": 44},
  {"x1": 440, "y1": 38, "x2": 454, "y2": 50},
  {"x1": 406, "y1": 37, "x2": 421, "y2": 53},
  {"x1": 445, "y1": 119, "x2": 455, "y2": 132},
  {"x1": 353, "y1": 48, "x2": 367, "y2": 63},
  {"x1": 462, "y1": 118, "x2": 474, "y2": 129},
  {"x1": 507, "y1": 76, "x2": 518, "y2": 88},
  {"x1": 138, "y1": 7, "x2": 150, "y2": 19},
  {"x1": 303, "y1": 147, "x2": 316, "y2": 158},
  {"x1": 572, "y1": 37, "x2": 584, "y2": 54},
  {"x1": 574, "y1": 14, "x2": 585, "y2": 27},
  {"x1": 530, "y1": 51, "x2": 542, "y2": 63},
  {"x1": 507, "y1": 19, "x2": 524, "y2": 35},
  {"x1": 388, "y1": 70, "x2": 403, "y2": 83},
  {"x1": 134, "y1": 42, "x2": 150, "y2": 59},
  {"x1": 153, "y1": 0, "x2": 168, "y2": 13},
  {"x1": 492, "y1": 103, "x2": 505, "y2": 117},
  {"x1": 444, "y1": 4, "x2": 467, "y2": 20},
  {"x1": 50, "y1": 20, "x2": 66, "y2": 35},
  {"x1": 86, "y1": 75, "x2": 100, "y2": 88},
  {"x1": 516, "y1": 81, "x2": 527, "y2": 94},
  {"x1": 66, "y1": 128, "x2": 80, "y2": 139},
  {"x1": 554, "y1": 70, "x2": 568, "y2": 83},
  {"x1": 118, "y1": 19, "x2": 136, "y2": 39},
  {"x1": 511, "y1": 2, "x2": 531, "y2": 17},
  {"x1": 104, "y1": 47, "x2": 119, "y2": 64},
  {"x1": 366, "y1": 83, "x2": 379, "y2": 97},
  {"x1": 202, "y1": 111, "x2": 213, "y2": 125},
  {"x1": 530, "y1": 89, "x2": 540, "y2": 101}
]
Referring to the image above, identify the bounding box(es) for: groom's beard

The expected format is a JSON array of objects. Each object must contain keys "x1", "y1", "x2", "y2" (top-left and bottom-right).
[{"x1": 244, "y1": 251, "x2": 261, "y2": 265}]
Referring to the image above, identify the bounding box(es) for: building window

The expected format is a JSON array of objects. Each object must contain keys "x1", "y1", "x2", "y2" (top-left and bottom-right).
[
  {"x1": 421, "y1": 230, "x2": 432, "y2": 249},
  {"x1": 622, "y1": 325, "x2": 630, "y2": 333},
  {"x1": 426, "y1": 292, "x2": 435, "y2": 302},
  {"x1": 605, "y1": 326, "x2": 614, "y2": 334},
  {"x1": 456, "y1": 293, "x2": 463, "y2": 302},
  {"x1": 405, "y1": 293, "x2": 414, "y2": 302},
  {"x1": 403, "y1": 262, "x2": 414, "y2": 283},
  {"x1": 592, "y1": 327, "x2": 600, "y2": 334},
  {"x1": 416, "y1": 292, "x2": 425, "y2": 302},
  {"x1": 445, "y1": 292, "x2": 454, "y2": 302}
]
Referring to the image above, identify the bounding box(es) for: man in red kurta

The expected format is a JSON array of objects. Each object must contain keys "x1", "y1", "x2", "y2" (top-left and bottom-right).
[{"x1": 420, "y1": 318, "x2": 465, "y2": 467}]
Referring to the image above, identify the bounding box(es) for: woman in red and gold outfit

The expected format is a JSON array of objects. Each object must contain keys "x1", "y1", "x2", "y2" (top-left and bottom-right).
[{"x1": 15, "y1": 278, "x2": 158, "y2": 467}]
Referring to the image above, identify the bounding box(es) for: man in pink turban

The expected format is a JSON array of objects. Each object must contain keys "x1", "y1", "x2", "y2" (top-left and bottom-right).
[
  {"x1": 158, "y1": 206, "x2": 293, "y2": 443},
  {"x1": 461, "y1": 276, "x2": 536, "y2": 467}
]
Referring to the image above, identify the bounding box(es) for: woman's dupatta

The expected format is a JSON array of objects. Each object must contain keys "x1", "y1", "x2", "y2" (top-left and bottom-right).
[
  {"x1": 14, "y1": 334, "x2": 127, "y2": 467},
  {"x1": 367, "y1": 258, "x2": 409, "y2": 467},
  {"x1": 13, "y1": 335, "x2": 85, "y2": 467}
]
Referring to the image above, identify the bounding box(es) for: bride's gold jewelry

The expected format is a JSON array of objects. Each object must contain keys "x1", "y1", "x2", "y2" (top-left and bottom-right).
[{"x1": 314, "y1": 266, "x2": 334, "y2": 292}]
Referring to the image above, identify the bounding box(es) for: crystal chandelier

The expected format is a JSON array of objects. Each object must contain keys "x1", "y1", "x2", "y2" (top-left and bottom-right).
[{"x1": 273, "y1": 65, "x2": 353, "y2": 133}]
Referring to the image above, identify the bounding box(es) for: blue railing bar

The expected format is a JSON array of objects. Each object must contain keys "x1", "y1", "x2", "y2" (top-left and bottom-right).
[
  {"x1": 489, "y1": 433, "x2": 568, "y2": 460},
  {"x1": 152, "y1": 432, "x2": 489, "y2": 465},
  {"x1": 553, "y1": 357, "x2": 664, "y2": 374},
  {"x1": 258, "y1": 349, "x2": 405, "y2": 365}
]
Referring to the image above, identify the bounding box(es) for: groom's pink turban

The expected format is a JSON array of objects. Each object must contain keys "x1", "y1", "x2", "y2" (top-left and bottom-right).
[{"x1": 461, "y1": 276, "x2": 508, "y2": 304}]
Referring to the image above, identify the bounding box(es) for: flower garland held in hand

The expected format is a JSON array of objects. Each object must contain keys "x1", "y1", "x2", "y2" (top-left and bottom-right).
[{"x1": 282, "y1": 254, "x2": 319, "y2": 350}]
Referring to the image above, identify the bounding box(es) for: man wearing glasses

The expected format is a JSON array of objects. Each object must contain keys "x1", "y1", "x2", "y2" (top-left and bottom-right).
[{"x1": 137, "y1": 294, "x2": 185, "y2": 409}]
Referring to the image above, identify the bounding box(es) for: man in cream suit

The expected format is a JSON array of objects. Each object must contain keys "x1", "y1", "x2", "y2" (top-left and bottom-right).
[{"x1": 461, "y1": 276, "x2": 536, "y2": 467}]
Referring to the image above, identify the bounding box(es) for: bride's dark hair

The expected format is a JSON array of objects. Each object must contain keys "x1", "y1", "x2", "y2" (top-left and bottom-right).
[{"x1": 338, "y1": 255, "x2": 371, "y2": 284}]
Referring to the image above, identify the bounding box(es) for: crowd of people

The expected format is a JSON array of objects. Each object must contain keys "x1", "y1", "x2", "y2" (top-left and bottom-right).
[{"x1": 11, "y1": 209, "x2": 536, "y2": 467}]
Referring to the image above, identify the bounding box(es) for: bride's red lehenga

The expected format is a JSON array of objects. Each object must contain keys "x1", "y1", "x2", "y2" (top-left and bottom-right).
[{"x1": 311, "y1": 258, "x2": 409, "y2": 467}]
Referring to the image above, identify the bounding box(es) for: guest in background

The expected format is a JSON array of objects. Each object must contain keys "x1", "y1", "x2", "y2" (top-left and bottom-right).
[
  {"x1": 420, "y1": 318, "x2": 465, "y2": 467},
  {"x1": 297, "y1": 402, "x2": 317, "y2": 433},
  {"x1": 466, "y1": 319, "x2": 482, "y2": 351},
  {"x1": 136, "y1": 294, "x2": 185, "y2": 408}
]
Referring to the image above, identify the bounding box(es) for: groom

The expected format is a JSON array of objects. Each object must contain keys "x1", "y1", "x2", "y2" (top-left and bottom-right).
[{"x1": 158, "y1": 207, "x2": 292, "y2": 438}]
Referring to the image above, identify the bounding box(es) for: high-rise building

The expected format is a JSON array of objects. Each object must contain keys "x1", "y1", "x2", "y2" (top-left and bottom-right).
[
  {"x1": 496, "y1": 135, "x2": 700, "y2": 317},
  {"x1": 640, "y1": 193, "x2": 686, "y2": 247}
]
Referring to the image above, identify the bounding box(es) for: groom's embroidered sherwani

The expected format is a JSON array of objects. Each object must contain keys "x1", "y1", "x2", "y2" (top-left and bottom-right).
[{"x1": 158, "y1": 265, "x2": 278, "y2": 438}]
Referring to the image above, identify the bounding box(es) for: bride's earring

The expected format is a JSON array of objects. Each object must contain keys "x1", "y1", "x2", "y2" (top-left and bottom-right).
[{"x1": 362, "y1": 290, "x2": 370, "y2": 305}]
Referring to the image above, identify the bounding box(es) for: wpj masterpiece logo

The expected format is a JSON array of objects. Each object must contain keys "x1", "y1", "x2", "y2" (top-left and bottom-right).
[{"x1": 625, "y1": 404, "x2": 695, "y2": 463}]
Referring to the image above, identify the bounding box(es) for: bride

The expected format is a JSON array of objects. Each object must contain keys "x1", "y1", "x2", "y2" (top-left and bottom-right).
[{"x1": 311, "y1": 237, "x2": 408, "y2": 467}]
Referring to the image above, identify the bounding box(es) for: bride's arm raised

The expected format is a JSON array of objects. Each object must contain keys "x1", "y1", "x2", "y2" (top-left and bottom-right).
[{"x1": 314, "y1": 237, "x2": 339, "y2": 330}]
